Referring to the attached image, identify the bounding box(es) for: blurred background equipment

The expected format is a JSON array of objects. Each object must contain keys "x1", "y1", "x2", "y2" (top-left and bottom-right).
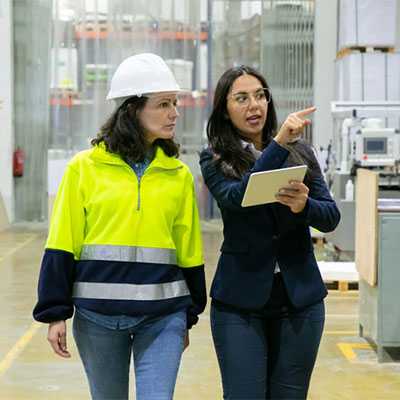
[
  {"x1": 325, "y1": 0, "x2": 400, "y2": 255},
  {"x1": 48, "y1": 0, "x2": 210, "y2": 221},
  {"x1": 6, "y1": 0, "x2": 319, "y2": 222},
  {"x1": 4, "y1": 0, "x2": 400, "y2": 234},
  {"x1": 327, "y1": 102, "x2": 400, "y2": 254},
  {"x1": 355, "y1": 169, "x2": 400, "y2": 362}
]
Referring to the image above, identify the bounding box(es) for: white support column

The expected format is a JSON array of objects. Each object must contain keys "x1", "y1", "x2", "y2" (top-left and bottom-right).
[
  {"x1": 0, "y1": 0, "x2": 14, "y2": 225},
  {"x1": 313, "y1": 0, "x2": 338, "y2": 149},
  {"x1": 396, "y1": 2, "x2": 400, "y2": 50}
]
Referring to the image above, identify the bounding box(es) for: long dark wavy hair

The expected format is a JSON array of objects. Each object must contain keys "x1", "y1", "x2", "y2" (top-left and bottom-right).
[
  {"x1": 91, "y1": 96, "x2": 179, "y2": 161},
  {"x1": 207, "y1": 65, "x2": 319, "y2": 183},
  {"x1": 207, "y1": 65, "x2": 277, "y2": 178}
]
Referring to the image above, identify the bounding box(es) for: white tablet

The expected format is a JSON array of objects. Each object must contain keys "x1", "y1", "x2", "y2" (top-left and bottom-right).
[{"x1": 241, "y1": 165, "x2": 307, "y2": 207}]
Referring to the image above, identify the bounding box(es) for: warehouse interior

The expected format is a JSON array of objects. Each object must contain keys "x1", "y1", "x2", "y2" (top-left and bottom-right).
[{"x1": 1, "y1": 1, "x2": 400, "y2": 399}]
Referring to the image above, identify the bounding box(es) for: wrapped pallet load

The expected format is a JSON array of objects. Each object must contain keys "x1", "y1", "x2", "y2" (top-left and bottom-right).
[
  {"x1": 335, "y1": 52, "x2": 400, "y2": 127},
  {"x1": 338, "y1": 0, "x2": 397, "y2": 49}
]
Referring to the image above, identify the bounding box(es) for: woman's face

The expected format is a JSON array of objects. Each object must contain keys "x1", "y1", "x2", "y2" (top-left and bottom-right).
[
  {"x1": 226, "y1": 74, "x2": 268, "y2": 143},
  {"x1": 138, "y1": 92, "x2": 179, "y2": 143}
]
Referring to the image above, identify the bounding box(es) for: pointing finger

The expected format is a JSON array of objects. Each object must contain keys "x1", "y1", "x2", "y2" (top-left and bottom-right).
[{"x1": 294, "y1": 106, "x2": 316, "y2": 118}]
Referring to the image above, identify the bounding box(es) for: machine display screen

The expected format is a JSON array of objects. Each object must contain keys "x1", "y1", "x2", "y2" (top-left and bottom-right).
[{"x1": 363, "y1": 138, "x2": 387, "y2": 154}]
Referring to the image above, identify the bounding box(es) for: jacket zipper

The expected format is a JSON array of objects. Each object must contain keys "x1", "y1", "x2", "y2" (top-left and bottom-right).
[
  {"x1": 135, "y1": 166, "x2": 182, "y2": 211},
  {"x1": 137, "y1": 178, "x2": 141, "y2": 211},
  {"x1": 121, "y1": 165, "x2": 142, "y2": 211}
]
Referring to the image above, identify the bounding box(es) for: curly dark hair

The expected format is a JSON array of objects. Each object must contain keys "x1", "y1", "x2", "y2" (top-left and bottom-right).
[
  {"x1": 91, "y1": 96, "x2": 179, "y2": 161},
  {"x1": 207, "y1": 65, "x2": 319, "y2": 183}
]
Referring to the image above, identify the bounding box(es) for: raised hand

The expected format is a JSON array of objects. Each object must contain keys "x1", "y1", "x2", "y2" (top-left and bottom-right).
[{"x1": 274, "y1": 106, "x2": 316, "y2": 145}]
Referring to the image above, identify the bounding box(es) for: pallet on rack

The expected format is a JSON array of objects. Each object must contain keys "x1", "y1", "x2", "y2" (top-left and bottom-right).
[
  {"x1": 312, "y1": 236, "x2": 325, "y2": 247},
  {"x1": 337, "y1": 46, "x2": 395, "y2": 59},
  {"x1": 325, "y1": 280, "x2": 359, "y2": 292},
  {"x1": 318, "y1": 261, "x2": 358, "y2": 292},
  {"x1": 310, "y1": 227, "x2": 325, "y2": 247}
]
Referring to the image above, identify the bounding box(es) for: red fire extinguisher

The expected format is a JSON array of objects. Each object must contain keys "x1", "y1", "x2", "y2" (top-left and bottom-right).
[{"x1": 13, "y1": 147, "x2": 25, "y2": 177}]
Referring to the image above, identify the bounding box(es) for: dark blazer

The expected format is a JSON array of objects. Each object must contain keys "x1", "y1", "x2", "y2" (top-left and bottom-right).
[{"x1": 200, "y1": 140, "x2": 340, "y2": 310}]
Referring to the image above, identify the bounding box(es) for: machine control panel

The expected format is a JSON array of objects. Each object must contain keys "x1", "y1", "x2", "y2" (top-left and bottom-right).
[{"x1": 355, "y1": 128, "x2": 400, "y2": 167}]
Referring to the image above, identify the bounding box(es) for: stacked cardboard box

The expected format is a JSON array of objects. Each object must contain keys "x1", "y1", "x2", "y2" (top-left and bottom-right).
[
  {"x1": 336, "y1": 52, "x2": 400, "y2": 127},
  {"x1": 338, "y1": 0, "x2": 397, "y2": 49},
  {"x1": 166, "y1": 59, "x2": 193, "y2": 91},
  {"x1": 336, "y1": 53, "x2": 400, "y2": 101},
  {"x1": 336, "y1": 0, "x2": 400, "y2": 128},
  {"x1": 51, "y1": 48, "x2": 78, "y2": 90}
]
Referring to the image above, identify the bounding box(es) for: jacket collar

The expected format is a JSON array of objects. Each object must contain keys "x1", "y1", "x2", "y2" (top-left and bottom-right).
[
  {"x1": 90, "y1": 142, "x2": 181, "y2": 170},
  {"x1": 240, "y1": 139, "x2": 262, "y2": 160},
  {"x1": 150, "y1": 146, "x2": 182, "y2": 170}
]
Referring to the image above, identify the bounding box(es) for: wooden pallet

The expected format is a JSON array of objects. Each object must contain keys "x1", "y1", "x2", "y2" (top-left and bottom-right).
[
  {"x1": 326, "y1": 280, "x2": 359, "y2": 292},
  {"x1": 318, "y1": 261, "x2": 359, "y2": 292},
  {"x1": 337, "y1": 46, "x2": 395, "y2": 59},
  {"x1": 312, "y1": 237, "x2": 325, "y2": 247}
]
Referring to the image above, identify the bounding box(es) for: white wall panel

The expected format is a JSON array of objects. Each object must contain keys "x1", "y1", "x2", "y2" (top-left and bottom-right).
[
  {"x1": 0, "y1": 0, "x2": 14, "y2": 223},
  {"x1": 313, "y1": 0, "x2": 337, "y2": 150}
]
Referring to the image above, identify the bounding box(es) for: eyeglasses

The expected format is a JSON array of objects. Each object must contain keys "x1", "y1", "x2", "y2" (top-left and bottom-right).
[{"x1": 228, "y1": 88, "x2": 271, "y2": 108}]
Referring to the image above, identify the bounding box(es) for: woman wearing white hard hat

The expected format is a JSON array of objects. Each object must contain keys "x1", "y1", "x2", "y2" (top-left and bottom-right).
[{"x1": 33, "y1": 53, "x2": 206, "y2": 400}]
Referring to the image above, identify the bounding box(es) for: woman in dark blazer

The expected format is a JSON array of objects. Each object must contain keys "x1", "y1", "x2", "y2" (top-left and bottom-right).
[{"x1": 200, "y1": 65, "x2": 340, "y2": 400}]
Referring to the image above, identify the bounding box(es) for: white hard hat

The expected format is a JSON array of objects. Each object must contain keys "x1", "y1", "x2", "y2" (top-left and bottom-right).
[{"x1": 106, "y1": 53, "x2": 181, "y2": 101}]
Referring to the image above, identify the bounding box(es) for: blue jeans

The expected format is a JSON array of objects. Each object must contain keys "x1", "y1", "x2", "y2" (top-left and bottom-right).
[
  {"x1": 211, "y1": 273, "x2": 325, "y2": 400},
  {"x1": 72, "y1": 310, "x2": 187, "y2": 400}
]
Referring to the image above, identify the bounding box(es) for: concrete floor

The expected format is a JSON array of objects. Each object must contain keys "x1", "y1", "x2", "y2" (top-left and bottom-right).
[{"x1": 0, "y1": 224, "x2": 399, "y2": 400}]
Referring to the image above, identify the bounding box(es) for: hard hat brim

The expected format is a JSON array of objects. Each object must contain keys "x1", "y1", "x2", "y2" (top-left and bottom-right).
[{"x1": 106, "y1": 87, "x2": 191, "y2": 101}]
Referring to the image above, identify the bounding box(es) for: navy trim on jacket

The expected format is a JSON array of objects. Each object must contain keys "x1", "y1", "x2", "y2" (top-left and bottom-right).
[
  {"x1": 182, "y1": 266, "x2": 207, "y2": 328},
  {"x1": 33, "y1": 249, "x2": 75, "y2": 323},
  {"x1": 33, "y1": 249, "x2": 207, "y2": 329}
]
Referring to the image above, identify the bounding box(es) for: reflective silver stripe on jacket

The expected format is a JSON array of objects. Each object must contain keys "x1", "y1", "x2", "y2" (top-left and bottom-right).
[
  {"x1": 72, "y1": 280, "x2": 189, "y2": 301},
  {"x1": 80, "y1": 244, "x2": 177, "y2": 265}
]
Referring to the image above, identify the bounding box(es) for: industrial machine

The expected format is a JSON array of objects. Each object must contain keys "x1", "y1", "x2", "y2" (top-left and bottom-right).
[
  {"x1": 355, "y1": 126, "x2": 399, "y2": 168},
  {"x1": 326, "y1": 101, "x2": 400, "y2": 253}
]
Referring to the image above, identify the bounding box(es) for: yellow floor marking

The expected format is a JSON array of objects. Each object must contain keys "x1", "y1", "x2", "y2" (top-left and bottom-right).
[
  {"x1": 0, "y1": 321, "x2": 42, "y2": 376},
  {"x1": 324, "y1": 330, "x2": 357, "y2": 335},
  {"x1": 337, "y1": 342, "x2": 373, "y2": 361},
  {"x1": 0, "y1": 234, "x2": 38, "y2": 263}
]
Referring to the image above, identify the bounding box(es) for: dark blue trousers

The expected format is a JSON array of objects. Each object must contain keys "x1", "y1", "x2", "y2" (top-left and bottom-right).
[{"x1": 211, "y1": 273, "x2": 325, "y2": 400}]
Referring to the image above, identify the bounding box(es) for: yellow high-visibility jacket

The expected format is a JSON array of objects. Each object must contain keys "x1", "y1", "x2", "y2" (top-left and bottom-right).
[{"x1": 33, "y1": 143, "x2": 206, "y2": 328}]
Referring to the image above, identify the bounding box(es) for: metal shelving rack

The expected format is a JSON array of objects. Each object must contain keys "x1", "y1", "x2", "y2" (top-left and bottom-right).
[{"x1": 261, "y1": 0, "x2": 315, "y2": 142}]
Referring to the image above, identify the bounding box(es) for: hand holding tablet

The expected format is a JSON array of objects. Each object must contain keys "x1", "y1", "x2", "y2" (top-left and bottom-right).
[{"x1": 241, "y1": 165, "x2": 307, "y2": 207}]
